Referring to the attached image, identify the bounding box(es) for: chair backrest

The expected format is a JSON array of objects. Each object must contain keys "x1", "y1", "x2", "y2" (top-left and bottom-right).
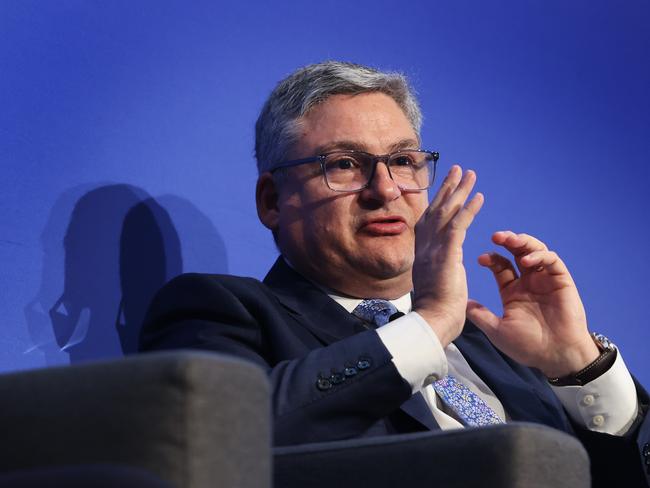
[{"x1": 0, "y1": 351, "x2": 271, "y2": 488}]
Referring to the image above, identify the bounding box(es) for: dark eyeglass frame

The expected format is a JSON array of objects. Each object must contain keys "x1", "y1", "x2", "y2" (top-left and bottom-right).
[{"x1": 270, "y1": 149, "x2": 440, "y2": 193}]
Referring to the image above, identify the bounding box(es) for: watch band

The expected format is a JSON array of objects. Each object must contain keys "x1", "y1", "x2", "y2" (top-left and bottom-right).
[{"x1": 548, "y1": 332, "x2": 617, "y2": 386}]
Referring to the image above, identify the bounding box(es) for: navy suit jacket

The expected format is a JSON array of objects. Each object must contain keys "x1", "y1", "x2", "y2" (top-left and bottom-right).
[{"x1": 140, "y1": 257, "x2": 650, "y2": 486}]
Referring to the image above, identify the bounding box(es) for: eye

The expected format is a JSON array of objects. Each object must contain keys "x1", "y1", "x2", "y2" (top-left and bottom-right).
[
  {"x1": 326, "y1": 156, "x2": 361, "y2": 171},
  {"x1": 391, "y1": 154, "x2": 415, "y2": 167},
  {"x1": 335, "y1": 158, "x2": 355, "y2": 170}
]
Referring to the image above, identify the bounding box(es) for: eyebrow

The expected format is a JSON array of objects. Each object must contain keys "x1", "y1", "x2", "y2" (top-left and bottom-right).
[{"x1": 314, "y1": 138, "x2": 420, "y2": 155}]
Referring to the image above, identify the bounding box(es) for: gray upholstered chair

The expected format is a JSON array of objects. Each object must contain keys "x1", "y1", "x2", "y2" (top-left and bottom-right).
[{"x1": 0, "y1": 351, "x2": 590, "y2": 487}]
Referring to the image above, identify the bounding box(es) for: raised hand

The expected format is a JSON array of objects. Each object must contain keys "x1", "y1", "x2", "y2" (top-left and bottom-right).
[
  {"x1": 466, "y1": 231, "x2": 600, "y2": 378},
  {"x1": 412, "y1": 165, "x2": 484, "y2": 347}
]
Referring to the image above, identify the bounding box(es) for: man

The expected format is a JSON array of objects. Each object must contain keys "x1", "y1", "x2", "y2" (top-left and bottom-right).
[{"x1": 140, "y1": 62, "x2": 649, "y2": 485}]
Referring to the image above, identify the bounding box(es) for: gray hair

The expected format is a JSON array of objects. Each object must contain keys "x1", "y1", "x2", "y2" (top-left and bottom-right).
[{"x1": 254, "y1": 61, "x2": 423, "y2": 174}]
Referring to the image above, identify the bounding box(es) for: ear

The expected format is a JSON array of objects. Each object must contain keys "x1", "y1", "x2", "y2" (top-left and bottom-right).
[{"x1": 256, "y1": 172, "x2": 280, "y2": 231}]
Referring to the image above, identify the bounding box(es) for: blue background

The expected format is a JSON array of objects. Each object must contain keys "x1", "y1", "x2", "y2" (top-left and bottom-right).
[{"x1": 1, "y1": 1, "x2": 648, "y2": 386}]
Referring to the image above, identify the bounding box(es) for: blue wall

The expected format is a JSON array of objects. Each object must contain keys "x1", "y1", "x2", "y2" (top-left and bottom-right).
[{"x1": 2, "y1": 0, "x2": 649, "y2": 386}]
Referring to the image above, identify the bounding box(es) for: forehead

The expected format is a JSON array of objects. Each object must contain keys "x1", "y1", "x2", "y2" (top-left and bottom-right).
[{"x1": 294, "y1": 92, "x2": 419, "y2": 157}]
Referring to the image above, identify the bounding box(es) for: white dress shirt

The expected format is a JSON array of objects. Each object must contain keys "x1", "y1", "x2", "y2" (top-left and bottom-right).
[{"x1": 332, "y1": 293, "x2": 639, "y2": 435}]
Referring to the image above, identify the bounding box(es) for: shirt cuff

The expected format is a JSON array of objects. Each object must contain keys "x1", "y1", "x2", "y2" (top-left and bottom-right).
[
  {"x1": 550, "y1": 350, "x2": 639, "y2": 435},
  {"x1": 376, "y1": 311, "x2": 448, "y2": 394}
]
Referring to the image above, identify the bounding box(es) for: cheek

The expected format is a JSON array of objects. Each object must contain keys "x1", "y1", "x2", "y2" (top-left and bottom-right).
[
  {"x1": 310, "y1": 208, "x2": 349, "y2": 241},
  {"x1": 278, "y1": 180, "x2": 357, "y2": 250},
  {"x1": 305, "y1": 205, "x2": 355, "y2": 250},
  {"x1": 401, "y1": 197, "x2": 428, "y2": 230}
]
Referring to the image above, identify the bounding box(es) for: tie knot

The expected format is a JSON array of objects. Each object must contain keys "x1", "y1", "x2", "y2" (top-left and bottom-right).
[{"x1": 352, "y1": 299, "x2": 399, "y2": 328}]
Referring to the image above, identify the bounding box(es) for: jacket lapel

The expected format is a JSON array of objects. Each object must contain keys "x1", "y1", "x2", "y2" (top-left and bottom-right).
[
  {"x1": 399, "y1": 393, "x2": 441, "y2": 431},
  {"x1": 263, "y1": 258, "x2": 365, "y2": 344}
]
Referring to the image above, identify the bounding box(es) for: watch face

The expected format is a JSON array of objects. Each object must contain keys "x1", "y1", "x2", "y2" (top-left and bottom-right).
[{"x1": 592, "y1": 332, "x2": 615, "y2": 352}]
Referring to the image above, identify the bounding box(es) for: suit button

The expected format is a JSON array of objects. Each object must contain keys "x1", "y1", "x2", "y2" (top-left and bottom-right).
[
  {"x1": 316, "y1": 378, "x2": 332, "y2": 391},
  {"x1": 344, "y1": 367, "x2": 358, "y2": 377},
  {"x1": 330, "y1": 372, "x2": 345, "y2": 384},
  {"x1": 643, "y1": 443, "x2": 650, "y2": 456},
  {"x1": 357, "y1": 358, "x2": 371, "y2": 370}
]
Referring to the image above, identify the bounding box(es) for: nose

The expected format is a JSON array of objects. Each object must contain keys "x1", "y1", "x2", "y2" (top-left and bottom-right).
[{"x1": 362, "y1": 161, "x2": 401, "y2": 202}]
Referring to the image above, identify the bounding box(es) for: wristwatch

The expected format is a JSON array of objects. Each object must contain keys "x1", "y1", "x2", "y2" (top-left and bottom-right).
[{"x1": 547, "y1": 332, "x2": 617, "y2": 386}]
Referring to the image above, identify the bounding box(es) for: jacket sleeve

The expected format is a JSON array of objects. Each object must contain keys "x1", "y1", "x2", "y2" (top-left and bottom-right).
[
  {"x1": 139, "y1": 273, "x2": 413, "y2": 445},
  {"x1": 569, "y1": 381, "x2": 650, "y2": 487}
]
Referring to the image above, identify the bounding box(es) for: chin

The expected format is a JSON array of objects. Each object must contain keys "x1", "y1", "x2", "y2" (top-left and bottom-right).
[{"x1": 356, "y1": 254, "x2": 413, "y2": 280}]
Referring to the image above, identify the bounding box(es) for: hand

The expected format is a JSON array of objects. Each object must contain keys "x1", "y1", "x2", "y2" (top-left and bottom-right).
[
  {"x1": 466, "y1": 231, "x2": 599, "y2": 378},
  {"x1": 413, "y1": 165, "x2": 484, "y2": 347}
]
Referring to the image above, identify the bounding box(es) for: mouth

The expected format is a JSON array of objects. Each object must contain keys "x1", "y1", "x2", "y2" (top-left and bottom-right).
[{"x1": 359, "y1": 215, "x2": 408, "y2": 236}]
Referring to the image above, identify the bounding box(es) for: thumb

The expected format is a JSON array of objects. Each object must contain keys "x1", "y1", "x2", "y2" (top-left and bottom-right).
[{"x1": 466, "y1": 299, "x2": 500, "y2": 335}]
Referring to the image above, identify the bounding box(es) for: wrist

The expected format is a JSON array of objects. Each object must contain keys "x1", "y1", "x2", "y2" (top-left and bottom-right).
[
  {"x1": 412, "y1": 308, "x2": 461, "y2": 347},
  {"x1": 547, "y1": 333, "x2": 617, "y2": 386}
]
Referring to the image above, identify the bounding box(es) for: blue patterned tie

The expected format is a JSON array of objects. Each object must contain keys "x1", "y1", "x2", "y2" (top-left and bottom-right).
[
  {"x1": 433, "y1": 375, "x2": 503, "y2": 427},
  {"x1": 352, "y1": 299, "x2": 503, "y2": 427},
  {"x1": 352, "y1": 299, "x2": 399, "y2": 328}
]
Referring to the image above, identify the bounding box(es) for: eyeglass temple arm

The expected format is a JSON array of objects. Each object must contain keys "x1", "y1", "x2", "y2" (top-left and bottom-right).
[{"x1": 270, "y1": 156, "x2": 322, "y2": 172}]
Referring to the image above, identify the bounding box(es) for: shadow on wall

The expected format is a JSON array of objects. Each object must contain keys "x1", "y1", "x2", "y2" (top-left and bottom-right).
[{"x1": 24, "y1": 184, "x2": 228, "y2": 366}]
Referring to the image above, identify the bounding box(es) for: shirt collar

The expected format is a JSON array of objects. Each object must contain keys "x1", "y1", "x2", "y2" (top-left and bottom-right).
[
  {"x1": 327, "y1": 291, "x2": 412, "y2": 315},
  {"x1": 282, "y1": 256, "x2": 412, "y2": 315}
]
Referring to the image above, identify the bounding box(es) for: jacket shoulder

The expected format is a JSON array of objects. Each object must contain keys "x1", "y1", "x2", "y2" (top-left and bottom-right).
[
  {"x1": 152, "y1": 271, "x2": 272, "y2": 304},
  {"x1": 142, "y1": 272, "x2": 276, "y2": 333}
]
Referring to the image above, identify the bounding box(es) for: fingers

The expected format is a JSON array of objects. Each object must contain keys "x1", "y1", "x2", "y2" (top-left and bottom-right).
[
  {"x1": 455, "y1": 191, "x2": 484, "y2": 225},
  {"x1": 519, "y1": 250, "x2": 569, "y2": 276},
  {"x1": 424, "y1": 165, "x2": 483, "y2": 233},
  {"x1": 489, "y1": 231, "x2": 568, "y2": 276},
  {"x1": 492, "y1": 231, "x2": 548, "y2": 256},
  {"x1": 429, "y1": 165, "x2": 462, "y2": 209},
  {"x1": 477, "y1": 252, "x2": 518, "y2": 289}
]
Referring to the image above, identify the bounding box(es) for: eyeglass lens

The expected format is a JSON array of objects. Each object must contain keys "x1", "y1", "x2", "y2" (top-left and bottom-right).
[{"x1": 323, "y1": 151, "x2": 435, "y2": 191}]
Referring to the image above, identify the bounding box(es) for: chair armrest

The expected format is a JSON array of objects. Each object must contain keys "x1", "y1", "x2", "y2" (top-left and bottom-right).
[
  {"x1": 0, "y1": 351, "x2": 271, "y2": 488},
  {"x1": 274, "y1": 423, "x2": 590, "y2": 488}
]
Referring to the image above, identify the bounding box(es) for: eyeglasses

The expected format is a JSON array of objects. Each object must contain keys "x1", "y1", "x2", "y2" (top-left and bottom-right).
[{"x1": 271, "y1": 149, "x2": 439, "y2": 192}]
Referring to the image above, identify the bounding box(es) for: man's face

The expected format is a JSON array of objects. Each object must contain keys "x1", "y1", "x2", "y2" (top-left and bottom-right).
[{"x1": 273, "y1": 92, "x2": 429, "y2": 298}]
